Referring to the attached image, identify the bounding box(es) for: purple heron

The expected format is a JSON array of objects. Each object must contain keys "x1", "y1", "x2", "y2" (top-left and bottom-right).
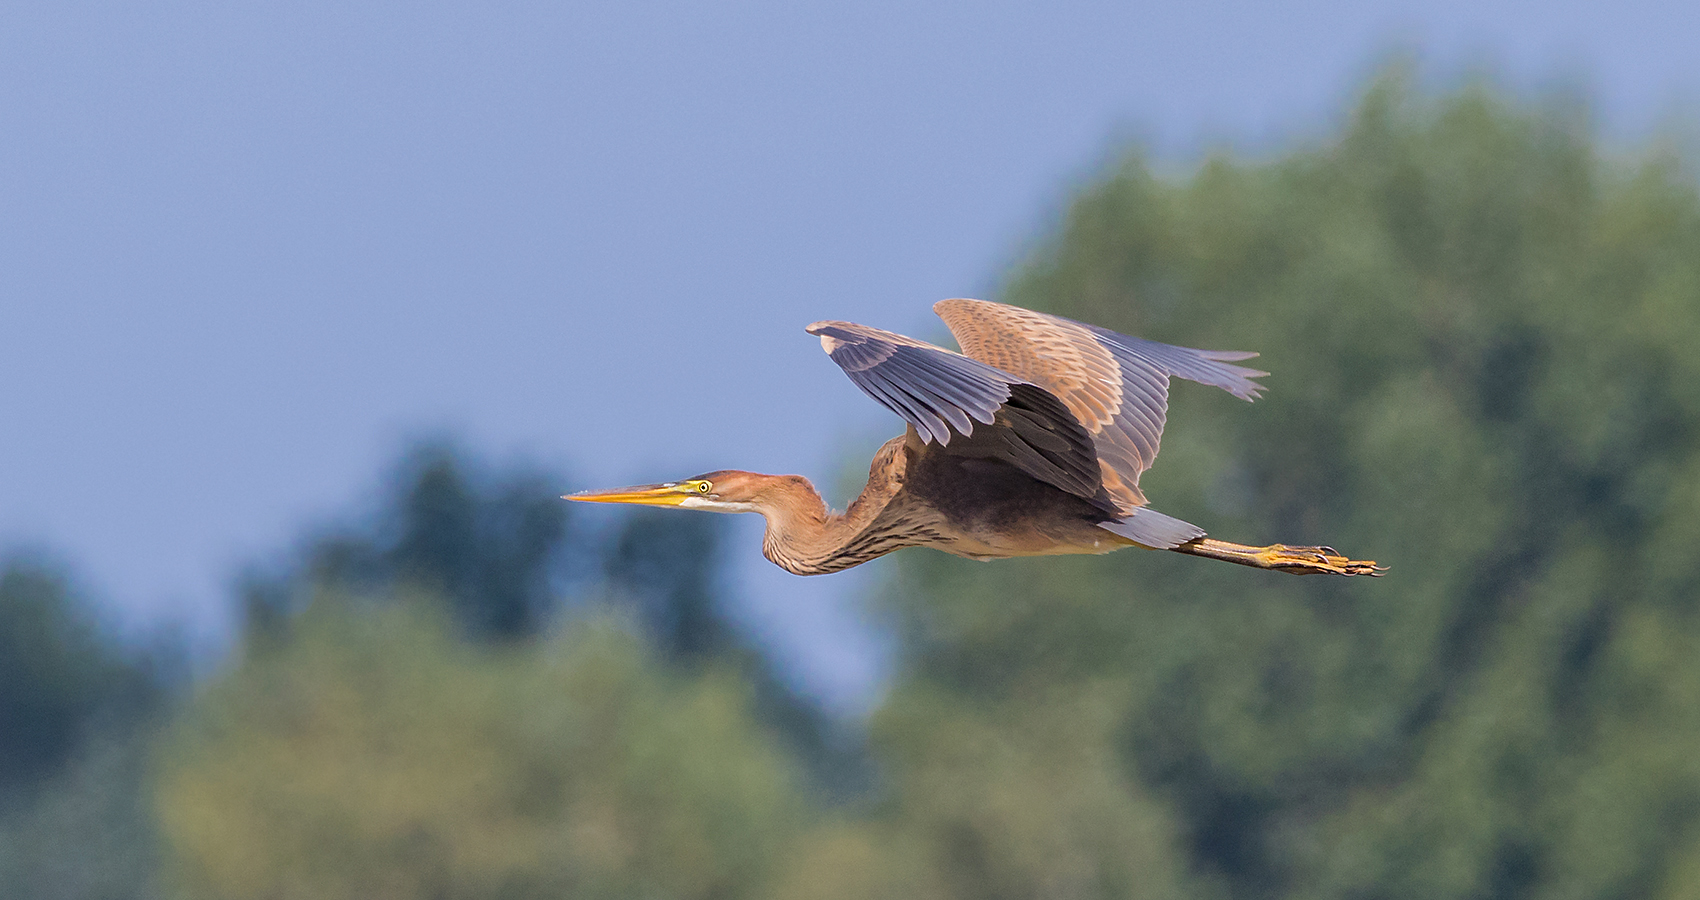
[{"x1": 569, "y1": 299, "x2": 1383, "y2": 577}]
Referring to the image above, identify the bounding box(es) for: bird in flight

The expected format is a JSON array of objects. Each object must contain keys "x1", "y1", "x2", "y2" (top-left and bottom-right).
[{"x1": 569, "y1": 298, "x2": 1382, "y2": 577}]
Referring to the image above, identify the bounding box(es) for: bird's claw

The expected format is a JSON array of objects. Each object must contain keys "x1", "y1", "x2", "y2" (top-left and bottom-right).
[{"x1": 1260, "y1": 544, "x2": 1385, "y2": 577}]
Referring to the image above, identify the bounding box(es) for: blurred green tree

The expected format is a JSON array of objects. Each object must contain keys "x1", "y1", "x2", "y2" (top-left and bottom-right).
[
  {"x1": 242, "y1": 441, "x2": 856, "y2": 795},
  {"x1": 245, "y1": 442, "x2": 572, "y2": 642},
  {"x1": 0, "y1": 557, "x2": 169, "y2": 899},
  {"x1": 605, "y1": 511, "x2": 734, "y2": 662},
  {"x1": 169, "y1": 443, "x2": 848, "y2": 899},
  {"x1": 0, "y1": 558, "x2": 157, "y2": 794},
  {"x1": 867, "y1": 68, "x2": 1700, "y2": 899},
  {"x1": 0, "y1": 731, "x2": 164, "y2": 900},
  {"x1": 603, "y1": 508, "x2": 873, "y2": 800},
  {"x1": 157, "y1": 594, "x2": 804, "y2": 900}
]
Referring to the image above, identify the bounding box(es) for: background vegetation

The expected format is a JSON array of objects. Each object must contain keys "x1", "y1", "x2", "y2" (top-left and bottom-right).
[{"x1": 6, "y1": 69, "x2": 1700, "y2": 898}]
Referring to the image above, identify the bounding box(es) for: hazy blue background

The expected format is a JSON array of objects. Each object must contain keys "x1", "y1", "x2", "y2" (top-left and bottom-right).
[{"x1": 3, "y1": 0, "x2": 1695, "y2": 713}]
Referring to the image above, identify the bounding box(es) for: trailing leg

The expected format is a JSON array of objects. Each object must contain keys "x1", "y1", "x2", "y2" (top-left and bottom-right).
[{"x1": 1170, "y1": 537, "x2": 1385, "y2": 576}]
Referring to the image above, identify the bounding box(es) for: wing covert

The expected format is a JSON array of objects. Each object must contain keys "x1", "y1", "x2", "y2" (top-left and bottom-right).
[{"x1": 934, "y1": 298, "x2": 1268, "y2": 513}]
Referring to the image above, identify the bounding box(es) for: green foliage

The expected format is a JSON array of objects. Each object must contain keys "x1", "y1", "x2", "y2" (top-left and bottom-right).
[
  {"x1": 166, "y1": 443, "x2": 856, "y2": 899},
  {"x1": 157, "y1": 594, "x2": 803, "y2": 900},
  {"x1": 603, "y1": 508, "x2": 874, "y2": 801},
  {"x1": 870, "y1": 680, "x2": 1205, "y2": 900},
  {"x1": 876, "y1": 68, "x2": 1700, "y2": 898},
  {"x1": 0, "y1": 731, "x2": 163, "y2": 900},
  {"x1": 0, "y1": 557, "x2": 168, "y2": 899},
  {"x1": 248, "y1": 442, "x2": 572, "y2": 642},
  {"x1": 0, "y1": 558, "x2": 155, "y2": 795},
  {"x1": 605, "y1": 510, "x2": 734, "y2": 662},
  {"x1": 255, "y1": 440, "x2": 856, "y2": 797}
]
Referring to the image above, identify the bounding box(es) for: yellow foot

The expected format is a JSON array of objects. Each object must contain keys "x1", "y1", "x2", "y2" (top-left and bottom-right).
[{"x1": 1257, "y1": 544, "x2": 1386, "y2": 576}]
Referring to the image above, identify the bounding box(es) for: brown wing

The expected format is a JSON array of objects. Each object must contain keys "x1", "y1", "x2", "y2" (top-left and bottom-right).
[
  {"x1": 934, "y1": 298, "x2": 1267, "y2": 513},
  {"x1": 806, "y1": 319, "x2": 1107, "y2": 505}
]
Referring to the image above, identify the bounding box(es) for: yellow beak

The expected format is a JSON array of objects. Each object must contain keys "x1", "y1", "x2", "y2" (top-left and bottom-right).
[{"x1": 562, "y1": 483, "x2": 694, "y2": 507}]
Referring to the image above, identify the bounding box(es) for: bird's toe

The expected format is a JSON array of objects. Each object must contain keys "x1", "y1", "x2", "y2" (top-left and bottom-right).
[{"x1": 1261, "y1": 544, "x2": 1385, "y2": 577}]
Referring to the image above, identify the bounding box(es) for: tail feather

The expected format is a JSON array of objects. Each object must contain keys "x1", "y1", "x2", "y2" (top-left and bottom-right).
[{"x1": 1099, "y1": 507, "x2": 1206, "y2": 550}]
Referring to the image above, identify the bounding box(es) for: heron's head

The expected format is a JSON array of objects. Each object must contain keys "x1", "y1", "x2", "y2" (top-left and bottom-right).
[{"x1": 563, "y1": 470, "x2": 770, "y2": 514}]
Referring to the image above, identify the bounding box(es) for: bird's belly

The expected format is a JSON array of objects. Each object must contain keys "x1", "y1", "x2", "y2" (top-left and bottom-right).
[
  {"x1": 903, "y1": 451, "x2": 1125, "y2": 560},
  {"x1": 939, "y1": 521, "x2": 1123, "y2": 560}
]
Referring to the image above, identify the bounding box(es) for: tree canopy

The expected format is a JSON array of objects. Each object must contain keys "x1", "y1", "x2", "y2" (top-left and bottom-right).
[{"x1": 157, "y1": 599, "x2": 802, "y2": 900}]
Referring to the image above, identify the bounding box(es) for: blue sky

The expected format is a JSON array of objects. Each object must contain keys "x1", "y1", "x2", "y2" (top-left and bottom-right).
[{"x1": 2, "y1": 0, "x2": 1695, "y2": 713}]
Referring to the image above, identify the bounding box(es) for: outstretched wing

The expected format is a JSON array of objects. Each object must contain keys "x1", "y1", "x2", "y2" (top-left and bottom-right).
[
  {"x1": 806, "y1": 319, "x2": 1106, "y2": 504},
  {"x1": 933, "y1": 298, "x2": 1267, "y2": 513}
]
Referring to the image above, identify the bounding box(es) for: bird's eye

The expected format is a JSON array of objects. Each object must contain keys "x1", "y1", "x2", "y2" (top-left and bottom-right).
[{"x1": 697, "y1": 481, "x2": 712, "y2": 494}]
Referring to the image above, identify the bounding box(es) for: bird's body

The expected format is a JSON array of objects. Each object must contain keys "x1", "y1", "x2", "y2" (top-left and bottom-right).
[
  {"x1": 740, "y1": 432, "x2": 1125, "y2": 576},
  {"x1": 570, "y1": 299, "x2": 1382, "y2": 577}
]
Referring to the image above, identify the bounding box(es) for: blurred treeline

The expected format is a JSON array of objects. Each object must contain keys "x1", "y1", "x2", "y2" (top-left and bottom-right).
[
  {"x1": 7, "y1": 67, "x2": 1700, "y2": 898},
  {"x1": 0, "y1": 442, "x2": 852, "y2": 899}
]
